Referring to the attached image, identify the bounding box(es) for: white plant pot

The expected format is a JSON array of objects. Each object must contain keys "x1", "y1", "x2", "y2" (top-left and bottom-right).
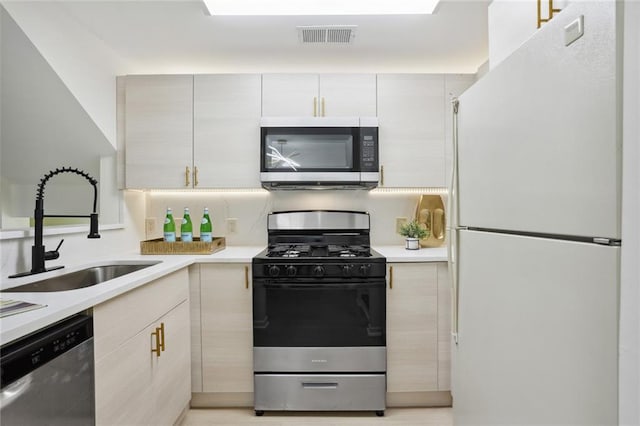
[{"x1": 405, "y1": 237, "x2": 420, "y2": 250}]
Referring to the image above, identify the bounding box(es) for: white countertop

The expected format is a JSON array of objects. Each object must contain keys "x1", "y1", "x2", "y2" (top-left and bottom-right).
[
  {"x1": 0, "y1": 246, "x2": 264, "y2": 345},
  {"x1": 374, "y1": 246, "x2": 448, "y2": 262},
  {"x1": 0, "y1": 245, "x2": 446, "y2": 345}
]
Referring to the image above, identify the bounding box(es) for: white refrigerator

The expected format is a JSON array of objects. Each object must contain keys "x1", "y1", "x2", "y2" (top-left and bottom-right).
[{"x1": 450, "y1": 2, "x2": 621, "y2": 425}]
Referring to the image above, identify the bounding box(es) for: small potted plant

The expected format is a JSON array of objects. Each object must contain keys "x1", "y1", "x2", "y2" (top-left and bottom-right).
[{"x1": 399, "y1": 220, "x2": 429, "y2": 250}]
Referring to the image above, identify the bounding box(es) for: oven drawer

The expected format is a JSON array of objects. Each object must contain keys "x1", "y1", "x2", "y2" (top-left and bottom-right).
[{"x1": 254, "y1": 374, "x2": 386, "y2": 411}]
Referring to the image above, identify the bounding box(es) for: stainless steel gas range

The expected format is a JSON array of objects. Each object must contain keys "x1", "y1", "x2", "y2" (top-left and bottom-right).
[{"x1": 252, "y1": 210, "x2": 387, "y2": 417}]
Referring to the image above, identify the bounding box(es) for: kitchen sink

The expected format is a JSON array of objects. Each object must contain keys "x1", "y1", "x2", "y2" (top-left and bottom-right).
[{"x1": 4, "y1": 261, "x2": 161, "y2": 292}]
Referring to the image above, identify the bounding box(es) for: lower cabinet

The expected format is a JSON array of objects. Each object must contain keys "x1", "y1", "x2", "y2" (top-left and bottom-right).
[
  {"x1": 94, "y1": 268, "x2": 190, "y2": 425},
  {"x1": 188, "y1": 261, "x2": 450, "y2": 408},
  {"x1": 191, "y1": 263, "x2": 254, "y2": 407},
  {"x1": 386, "y1": 262, "x2": 451, "y2": 407}
]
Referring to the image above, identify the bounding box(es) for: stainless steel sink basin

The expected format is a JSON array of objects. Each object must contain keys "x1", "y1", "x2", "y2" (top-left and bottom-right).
[{"x1": 4, "y1": 262, "x2": 161, "y2": 292}]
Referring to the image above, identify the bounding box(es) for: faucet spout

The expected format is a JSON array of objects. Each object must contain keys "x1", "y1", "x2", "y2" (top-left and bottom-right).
[{"x1": 8, "y1": 167, "x2": 101, "y2": 279}]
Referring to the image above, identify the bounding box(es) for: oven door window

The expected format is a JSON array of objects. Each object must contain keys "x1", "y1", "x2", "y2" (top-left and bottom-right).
[
  {"x1": 253, "y1": 281, "x2": 385, "y2": 347},
  {"x1": 262, "y1": 128, "x2": 354, "y2": 171}
]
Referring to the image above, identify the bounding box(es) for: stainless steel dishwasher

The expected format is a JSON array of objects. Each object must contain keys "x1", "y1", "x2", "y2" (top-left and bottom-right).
[{"x1": 1, "y1": 314, "x2": 95, "y2": 425}]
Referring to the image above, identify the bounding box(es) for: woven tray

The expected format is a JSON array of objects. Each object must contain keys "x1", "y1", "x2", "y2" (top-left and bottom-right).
[{"x1": 140, "y1": 237, "x2": 226, "y2": 255}]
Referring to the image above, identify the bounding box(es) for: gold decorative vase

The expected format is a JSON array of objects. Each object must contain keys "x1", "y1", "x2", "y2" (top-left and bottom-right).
[{"x1": 414, "y1": 195, "x2": 446, "y2": 248}]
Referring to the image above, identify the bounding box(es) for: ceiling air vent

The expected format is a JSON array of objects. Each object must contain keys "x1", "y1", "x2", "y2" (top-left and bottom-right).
[{"x1": 297, "y1": 25, "x2": 357, "y2": 44}]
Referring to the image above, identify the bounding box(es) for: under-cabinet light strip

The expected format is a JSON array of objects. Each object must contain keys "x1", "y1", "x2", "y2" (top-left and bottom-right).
[
  {"x1": 370, "y1": 187, "x2": 447, "y2": 195},
  {"x1": 137, "y1": 188, "x2": 446, "y2": 195}
]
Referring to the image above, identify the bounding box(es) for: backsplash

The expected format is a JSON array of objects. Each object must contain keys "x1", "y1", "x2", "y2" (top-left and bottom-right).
[
  {"x1": 146, "y1": 190, "x2": 447, "y2": 246},
  {"x1": 1, "y1": 189, "x2": 447, "y2": 278}
]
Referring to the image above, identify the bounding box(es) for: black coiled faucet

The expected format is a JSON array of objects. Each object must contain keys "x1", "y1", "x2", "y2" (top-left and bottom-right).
[{"x1": 9, "y1": 167, "x2": 101, "y2": 278}]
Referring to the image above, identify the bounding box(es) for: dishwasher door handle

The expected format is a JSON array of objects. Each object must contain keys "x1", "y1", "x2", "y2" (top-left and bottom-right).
[{"x1": 0, "y1": 376, "x2": 32, "y2": 407}]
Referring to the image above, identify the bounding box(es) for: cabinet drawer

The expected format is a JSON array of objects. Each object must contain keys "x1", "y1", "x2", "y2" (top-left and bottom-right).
[
  {"x1": 254, "y1": 374, "x2": 385, "y2": 411},
  {"x1": 94, "y1": 268, "x2": 188, "y2": 358}
]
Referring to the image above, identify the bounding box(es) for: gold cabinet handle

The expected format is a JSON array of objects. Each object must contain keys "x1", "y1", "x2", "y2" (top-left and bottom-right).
[
  {"x1": 159, "y1": 322, "x2": 165, "y2": 352},
  {"x1": 537, "y1": 0, "x2": 562, "y2": 28},
  {"x1": 151, "y1": 327, "x2": 162, "y2": 357},
  {"x1": 380, "y1": 165, "x2": 385, "y2": 186},
  {"x1": 245, "y1": 265, "x2": 249, "y2": 289},
  {"x1": 313, "y1": 97, "x2": 318, "y2": 117},
  {"x1": 185, "y1": 166, "x2": 190, "y2": 187},
  {"x1": 389, "y1": 266, "x2": 393, "y2": 289},
  {"x1": 194, "y1": 166, "x2": 199, "y2": 187},
  {"x1": 321, "y1": 97, "x2": 325, "y2": 117}
]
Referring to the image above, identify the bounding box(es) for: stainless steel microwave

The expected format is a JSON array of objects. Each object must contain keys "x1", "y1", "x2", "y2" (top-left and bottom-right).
[{"x1": 260, "y1": 117, "x2": 379, "y2": 190}]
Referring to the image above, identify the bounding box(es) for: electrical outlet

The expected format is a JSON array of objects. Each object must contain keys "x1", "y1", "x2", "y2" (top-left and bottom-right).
[
  {"x1": 226, "y1": 218, "x2": 238, "y2": 234},
  {"x1": 145, "y1": 217, "x2": 157, "y2": 236},
  {"x1": 395, "y1": 217, "x2": 408, "y2": 234}
]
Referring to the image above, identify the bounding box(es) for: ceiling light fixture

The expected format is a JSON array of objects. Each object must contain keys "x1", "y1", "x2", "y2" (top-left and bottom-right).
[{"x1": 202, "y1": 0, "x2": 441, "y2": 16}]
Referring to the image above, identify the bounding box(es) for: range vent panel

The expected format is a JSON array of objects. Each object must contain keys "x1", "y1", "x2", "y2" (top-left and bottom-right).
[{"x1": 297, "y1": 25, "x2": 357, "y2": 44}]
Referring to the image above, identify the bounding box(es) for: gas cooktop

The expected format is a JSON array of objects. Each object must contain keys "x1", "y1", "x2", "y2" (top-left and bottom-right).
[{"x1": 266, "y1": 244, "x2": 373, "y2": 259}]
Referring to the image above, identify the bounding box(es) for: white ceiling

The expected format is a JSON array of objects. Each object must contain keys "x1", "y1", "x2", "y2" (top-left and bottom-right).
[{"x1": 55, "y1": 0, "x2": 489, "y2": 74}]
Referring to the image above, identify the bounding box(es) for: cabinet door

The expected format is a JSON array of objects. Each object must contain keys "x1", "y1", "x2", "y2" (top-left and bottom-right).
[
  {"x1": 152, "y1": 301, "x2": 191, "y2": 425},
  {"x1": 387, "y1": 263, "x2": 438, "y2": 393},
  {"x1": 201, "y1": 264, "x2": 253, "y2": 394},
  {"x1": 95, "y1": 322, "x2": 155, "y2": 425},
  {"x1": 125, "y1": 75, "x2": 194, "y2": 189},
  {"x1": 262, "y1": 74, "x2": 319, "y2": 116},
  {"x1": 194, "y1": 74, "x2": 262, "y2": 188},
  {"x1": 377, "y1": 74, "x2": 446, "y2": 187},
  {"x1": 319, "y1": 74, "x2": 377, "y2": 117}
]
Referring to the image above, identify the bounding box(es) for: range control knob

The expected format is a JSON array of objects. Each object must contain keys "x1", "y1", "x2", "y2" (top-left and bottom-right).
[
  {"x1": 359, "y1": 264, "x2": 371, "y2": 277},
  {"x1": 268, "y1": 265, "x2": 280, "y2": 277},
  {"x1": 286, "y1": 265, "x2": 297, "y2": 277},
  {"x1": 312, "y1": 265, "x2": 326, "y2": 278},
  {"x1": 342, "y1": 265, "x2": 353, "y2": 277}
]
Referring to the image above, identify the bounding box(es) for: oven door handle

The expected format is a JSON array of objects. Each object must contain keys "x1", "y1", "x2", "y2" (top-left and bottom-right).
[{"x1": 260, "y1": 282, "x2": 383, "y2": 290}]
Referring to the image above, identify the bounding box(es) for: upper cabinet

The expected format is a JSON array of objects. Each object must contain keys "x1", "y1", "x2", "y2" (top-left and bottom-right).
[
  {"x1": 122, "y1": 72, "x2": 474, "y2": 190},
  {"x1": 125, "y1": 75, "x2": 194, "y2": 189},
  {"x1": 124, "y1": 74, "x2": 261, "y2": 189},
  {"x1": 262, "y1": 73, "x2": 377, "y2": 117},
  {"x1": 377, "y1": 74, "x2": 446, "y2": 188},
  {"x1": 194, "y1": 74, "x2": 262, "y2": 188}
]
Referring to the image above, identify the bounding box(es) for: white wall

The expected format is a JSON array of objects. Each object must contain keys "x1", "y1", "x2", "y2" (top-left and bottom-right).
[
  {"x1": 0, "y1": 4, "x2": 140, "y2": 277},
  {"x1": 619, "y1": 1, "x2": 640, "y2": 423},
  {"x1": 0, "y1": 1, "x2": 129, "y2": 148},
  {"x1": 488, "y1": 0, "x2": 568, "y2": 69}
]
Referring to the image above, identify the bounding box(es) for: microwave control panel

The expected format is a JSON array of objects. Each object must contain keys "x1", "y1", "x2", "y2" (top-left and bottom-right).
[{"x1": 359, "y1": 127, "x2": 379, "y2": 172}]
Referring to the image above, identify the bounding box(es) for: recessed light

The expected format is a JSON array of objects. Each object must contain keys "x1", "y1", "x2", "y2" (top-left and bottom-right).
[{"x1": 202, "y1": 0, "x2": 441, "y2": 16}]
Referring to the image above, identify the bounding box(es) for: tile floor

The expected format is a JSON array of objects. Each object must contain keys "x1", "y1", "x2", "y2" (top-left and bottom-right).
[{"x1": 180, "y1": 408, "x2": 452, "y2": 426}]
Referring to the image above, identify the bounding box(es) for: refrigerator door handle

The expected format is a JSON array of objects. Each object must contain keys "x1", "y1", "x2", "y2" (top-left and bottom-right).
[
  {"x1": 449, "y1": 97, "x2": 460, "y2": 344},
  {"x1": 449, "y1": 227, "x2": 459, "y2": 344}
]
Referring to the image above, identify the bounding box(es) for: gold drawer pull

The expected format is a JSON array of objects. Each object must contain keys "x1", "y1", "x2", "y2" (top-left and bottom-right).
[
  {"x1": 245, "y1": 266, "x2": 249, "y2": 289},
  {"x1": 151, "y1": 327, "x2": 161, "y2": 357},
  {"x1": 389, "y1": 266, "x2": 393, "y2": 289},
  {"x1": 159, "y1": 322, "x2": 165, "y2": 352},
  {"x1": 194, "y1": 166, "x2": 199, "y2": 187},
  {"x1": 185, "y1": 166, "x2": 190, "y2": 187}
]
